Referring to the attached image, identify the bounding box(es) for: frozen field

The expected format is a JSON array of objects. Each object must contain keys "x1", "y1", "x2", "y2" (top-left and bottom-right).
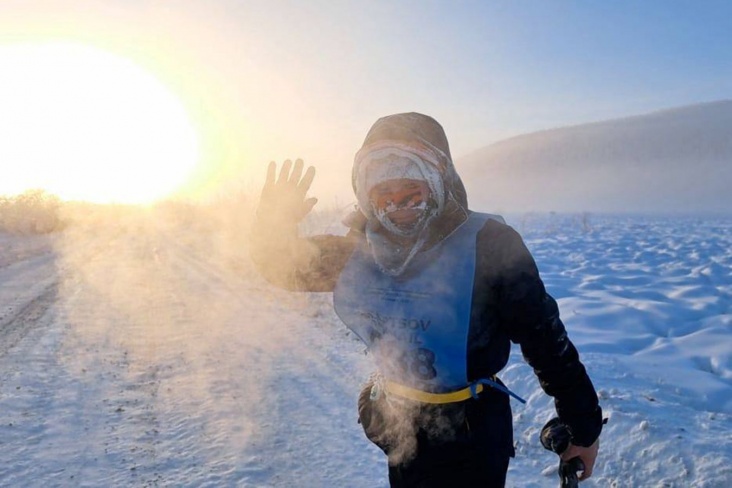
[{"x1": 0, "y1": 212, "x2": 730, "y2": 487}]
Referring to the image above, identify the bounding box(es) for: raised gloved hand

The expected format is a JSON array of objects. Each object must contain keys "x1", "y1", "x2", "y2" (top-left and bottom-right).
[{"x1": 257, "y1": 159, "x2": 318, "y2": 225}]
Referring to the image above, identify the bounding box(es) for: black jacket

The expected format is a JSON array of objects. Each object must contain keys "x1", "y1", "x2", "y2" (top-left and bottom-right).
[{"x1": 471, "y1": 217, "x2": 602, "y2": 447}]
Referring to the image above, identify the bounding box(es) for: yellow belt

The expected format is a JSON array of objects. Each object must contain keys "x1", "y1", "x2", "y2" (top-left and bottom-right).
[{"x1": 383, "y1": 377, "x2": 496, "y2": 404}]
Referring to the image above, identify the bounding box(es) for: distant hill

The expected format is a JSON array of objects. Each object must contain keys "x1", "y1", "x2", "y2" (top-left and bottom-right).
[{"x1": 457, "y1": 100, "x2": 732, "y2": 214}]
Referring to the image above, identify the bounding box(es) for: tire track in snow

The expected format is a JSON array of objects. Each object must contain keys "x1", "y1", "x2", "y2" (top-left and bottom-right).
[
  {"x1": 0, "y1": 282, "x2": 58, "y2": 358},
  {"x1": 0, "y1": 247, "x2": 53, "y2": 270},
  {"x1": 0, "y1": 233, "x2": 54, "y2": 270}
]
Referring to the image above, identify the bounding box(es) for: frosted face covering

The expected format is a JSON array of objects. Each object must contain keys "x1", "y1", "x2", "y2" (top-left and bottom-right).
[{"x1": 369, "y1": 179, "x2": 431, "y2": 234}]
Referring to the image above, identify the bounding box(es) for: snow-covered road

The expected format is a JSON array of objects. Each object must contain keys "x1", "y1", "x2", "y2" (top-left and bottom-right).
[{"x1": 0, "y1": 220, "x2": 383, "y2": 487}]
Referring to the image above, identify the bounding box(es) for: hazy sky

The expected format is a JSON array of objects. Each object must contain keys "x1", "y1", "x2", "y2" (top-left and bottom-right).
[{"x1": 2, "y1": 0, "x2": 731, "y2": 203}]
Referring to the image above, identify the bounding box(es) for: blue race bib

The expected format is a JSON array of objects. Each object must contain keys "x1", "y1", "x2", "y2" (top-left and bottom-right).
[{"x1": 334, "y1": 212, "x2": 495, "y2": 392}]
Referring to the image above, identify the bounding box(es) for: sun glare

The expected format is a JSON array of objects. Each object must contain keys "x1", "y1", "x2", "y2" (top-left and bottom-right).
[{"x1": 0, "y1": 42, "x2": 200, "y2": 204}]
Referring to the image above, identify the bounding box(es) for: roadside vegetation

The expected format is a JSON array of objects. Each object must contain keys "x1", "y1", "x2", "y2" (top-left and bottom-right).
[{"x1": 0, "y1": 189, "x2": 66, "y2": 234}]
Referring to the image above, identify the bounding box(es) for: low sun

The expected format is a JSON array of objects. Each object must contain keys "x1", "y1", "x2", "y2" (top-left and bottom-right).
[{"x1": 0, "y1": 42, "x2": 200, "y2": 204}]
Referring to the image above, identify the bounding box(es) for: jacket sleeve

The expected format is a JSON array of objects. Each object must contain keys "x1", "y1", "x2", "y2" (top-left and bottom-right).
[
  {"x1": 494, "y1": 225, "x2": 603, "y2": 447},
  {"x1": 249, "y1": 216, "x2": 358, "y2": 292}
]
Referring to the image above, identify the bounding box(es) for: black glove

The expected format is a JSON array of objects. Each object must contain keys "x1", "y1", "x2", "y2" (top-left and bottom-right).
[
  {"x1": 541, "y1": 417, "x2": 584, "y2": 488},
  {"x1": 257, "y1": 159, "x2": 318, "y2": 225}
]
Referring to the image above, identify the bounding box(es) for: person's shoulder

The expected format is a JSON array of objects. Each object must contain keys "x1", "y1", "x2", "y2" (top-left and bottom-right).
[
  {"x1": 471, "y1": 216, "x2": 538, "y2": 283},
  {"x1": 472, "y1": 212, "x2": 519, "y2": 239},
  {"x1": 472, "y1": 212, "x2": 533, "y2": 264}
]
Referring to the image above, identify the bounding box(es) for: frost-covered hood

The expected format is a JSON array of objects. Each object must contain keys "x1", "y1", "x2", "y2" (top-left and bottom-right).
[
  {"x1": 350, "y1": 113, "x2": 469, "y2": 276},
  {"x1": 352, "y1": 113, "x2": 468, "y2": 215}
]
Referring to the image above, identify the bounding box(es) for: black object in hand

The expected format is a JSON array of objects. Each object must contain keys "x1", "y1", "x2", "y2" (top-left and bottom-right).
[
  {"x1": 558, "y1": 457, "x2": 584, "y2": 488},
  {"x1": 540, "y1": 417, "x2": 585, "y2": 488}
]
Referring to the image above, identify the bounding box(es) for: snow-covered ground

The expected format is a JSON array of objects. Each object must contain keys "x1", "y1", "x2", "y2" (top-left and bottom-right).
[{"x1": 0, "y1": 211, "x2": 730, "y2": 487}]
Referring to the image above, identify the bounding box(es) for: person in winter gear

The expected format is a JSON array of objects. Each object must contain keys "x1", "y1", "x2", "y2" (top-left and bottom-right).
[{"x1": 251, "y1": 113, "x2": 602, "y2": 487}]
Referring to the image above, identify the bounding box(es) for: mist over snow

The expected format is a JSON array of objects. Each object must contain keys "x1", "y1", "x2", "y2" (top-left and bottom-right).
[
  {"x1": 458, "y1": 100, "x2": 732, "y2": 215},
  {"x1": 0, "y1": 206, "x2": 730, "y2": 487}
]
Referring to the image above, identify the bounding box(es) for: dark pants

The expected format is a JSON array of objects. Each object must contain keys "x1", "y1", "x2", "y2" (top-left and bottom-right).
[
  {"x1": 387, "y1": 441, "x2": 510, "y2": 487},
  {"x1": 359, "y1": 381, "x2": 515, "y2": 488}
]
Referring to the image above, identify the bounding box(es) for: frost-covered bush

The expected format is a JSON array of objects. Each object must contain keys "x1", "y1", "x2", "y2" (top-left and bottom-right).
[{"x1": 0, "y1": 189, "x2": 65, "y2": 234}]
